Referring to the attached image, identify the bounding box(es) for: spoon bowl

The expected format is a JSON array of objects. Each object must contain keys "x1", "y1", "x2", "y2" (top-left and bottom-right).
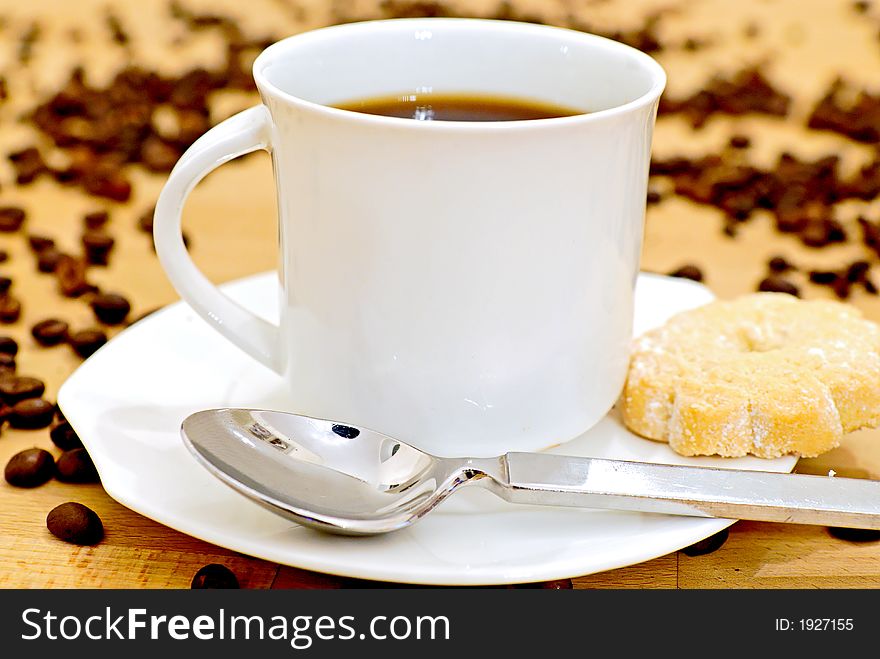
[{"x1": 181, "y1": 408, "x2": 486, "y2": 535}]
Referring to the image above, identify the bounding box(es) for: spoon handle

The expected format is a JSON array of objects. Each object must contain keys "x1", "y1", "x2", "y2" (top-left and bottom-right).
[{"x1": 496, "y1": 453, "x2": 880, "y2": 529}]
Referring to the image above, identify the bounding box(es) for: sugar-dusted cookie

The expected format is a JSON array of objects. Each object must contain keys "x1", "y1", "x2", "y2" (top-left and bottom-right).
[{"x1": 621, "y1": 293, "x2": 880, "y2": 458}]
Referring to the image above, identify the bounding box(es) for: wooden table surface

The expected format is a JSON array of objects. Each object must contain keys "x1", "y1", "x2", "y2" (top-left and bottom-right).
[{"x1": 1, "y1": 0, "x2": 880, "y2": 589}]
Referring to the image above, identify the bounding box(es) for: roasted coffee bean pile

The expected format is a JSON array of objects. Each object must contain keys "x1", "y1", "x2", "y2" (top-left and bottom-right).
[
  {"x1": 651, "y1": 147, "x2": 880, "y2": 297},
  {"x1": 13, "y1": 6, "x2": 272, "y2": 203},
  {"x1": 659, "y1": 68, "x2": 791, "y2": 128}
]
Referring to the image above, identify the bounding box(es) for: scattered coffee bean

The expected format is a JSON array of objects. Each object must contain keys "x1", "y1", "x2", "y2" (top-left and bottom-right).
[
  {"x1": 50, "y1": 421, "x2": 83, "y2": 450},
  {"x1": 768, "y1": 256, "x2": 794, "y2": 272},
  {"x1": 0, "y1": 250, "x2": 8, "y2": 263},
  {"x1": 800, "y1": 218, "x2": 846, "y2": 248},
  {"x1": 90, "y1": 293, "x2": 130, "y2": 325},
  {"x1": 853, "y1": 0, "x2": 871, "y2": 13},
  {"x1": 56, "y1": 255, "x2": 96, "y2": 297},
  {"x1": 0, "y1": 277, "x2": 10, "y2": 294},
  {"x1": 56, "y1": 448, "x2": 100, "y2": 483},
  {"x1": 809, "y1": 270, "x2": 838, "y2": 285},
  {"x1": 28, "y1": 234, "x2": 54, "y2": 252},
  {"x1": 0, "y1": 295, "x2": 21, "y2": 323},
  {"x1": 682, "y1": 527, "x2": 730, "y2": 556},
  {"x1": 37, "y1": 247, "x2": 63, "y2": 273},
  {"x1": 828, "y1": 526, "x2": 880, "y2": 542},
  {"x1": 668, "y1": 264, "x2": 704, "y2": 282},
  {"x1": 31, "y1": 319, "x2": 69, "y2": 346},
  {"x1": 846, "y1": 260, "x2": 870, "y2": 283},
  {"x1": 82, "y1": 231, "x2": 115, "y2": 265},
  {"x1": 191, "y1": 564, "x2": 240, "y2": 589},
  {"x1": 5, "y1": 448, "x2": 55, "y2": 488},
  {"x1": 728, "y1": 134, "x2": 751, "y2": 149},
  {"x1": 0, "y1": 336, "x2": 18, "y2": 356},
  {"x1": 9, "y1": 398, "x2": 55, "y2": 429},
  {"x1": 83, "y1": 210, "x2": 109, "y2": 229},
  {"x1": 137, "y1": 207, "x2": 154, "y2": 233},
  {"x1": 0, "y1": 376, "x2": 45, "y2": 404},
  {"x1": 646, "y1": 189, "x2": 662, "y2": 205},
  {"x1": 0, "y1": 206, "x2": 25, "y2": 232},
  {"x1": 0, "y1": 353, "x2": 16, "y2": 375},
  {"x1": 516, "y1": 579, "x2": 574, "y2": 589},
  {"x1": 68, "y1": 329, "x2": 108, "y2": 358},
  {"x1": 46, "y1": 502, "x2": 103, "y2": 545},
  {"x1": 758, "y1": 276, "x2": 800, "y2": 296},
  {"x1": 8, "y1": 147, "x2": 48, "y2": 184}
]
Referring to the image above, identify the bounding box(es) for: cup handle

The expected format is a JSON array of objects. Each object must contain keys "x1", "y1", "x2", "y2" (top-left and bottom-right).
[{"x1": 154, "y1": 105, "x2": 282, "y2": 374}]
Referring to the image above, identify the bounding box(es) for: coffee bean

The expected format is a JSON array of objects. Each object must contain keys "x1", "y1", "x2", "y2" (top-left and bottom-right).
[
  {"x1": 758, "y1": 276, "x2": 800, "y2": 296},
  {"x1": 801, "y1": 218, "x2": 846, "y2": 248},
  {"x1": 28, "y1": 234, "x2": 54, "y2": 252},
  {"x1": 0, "y1": 206, "x2": 26, "y2": 232},
  {"x1": 83, "y1": 172, "x2": 132, "y2": 202},
  {"x1": 47, "y1": 502, "x2": 103, "y2": 545},
  {"x1": 809, "y1": 270, "x2": 839, "y2": 285},
  {"x1": 0, "y1": 250, "x2": 8, "y2": 263},
  {"x1": 0, "y1": 353, "x2": 16, "y2": 374},
  {"x1": 5, "y1": 448, "x2": 55, "y2": 488},
  {"x1": 68, "y1": 329, "x2": 107, "y2": 358},
  {"x1": 37, "y1": 248, "x2": 62, "y2": 273},
  {"x1": 82, "y1": 231, "x2": 115, "y2": 265},
  {"x1": 137, "y1": 207, "x2": 154, "y2": 233},
  {"x1": 646, "y1": 189, "x2": 662, "y2": 205},
  {"x1": 828, "y1": 526, "x2": 880, "y2": 542},
  {"x1": 0, "y1": 277, "x2": 11, "y2": 294},
  {"x1": 90, "y1": 293, "x2": 130, "y2": 325},
  {"x1": 864, "y1": 279, "x2": 879, "y2": 295},
  {"x1": 668, "y1": 264, "x2": 704, "y2": 282},
  {"x1": 768, "y1": 256, "x2": 794, "y2": 272},
  {"x1": 9, "y1": 398, "x2": 55, "y2": 429},
  {"x1": 191, "y1": 564, "x2": 239, "y2": 589},
  {"x1": 56, "y1": 448, "x2": 100, "y2": 483},
  {"x1": 56, "y1": 255, "x2": 96, "y2": 297},
  {"x1": 832, "y1": 277, "x2": 852, "y2": 299},
  {"x1": 83, "y1": 210, "x2": 109, "y2": 229},
  {"x1": 682, "y1": 528, "x2": 730, "y2": 556},
  {"x1": 729, "y1": 134, "x2": 751, "y2": 149},
  {"x1": 50, "y1": 421, "x2": 83, "y2": 450},
  {"x1": 0, "y1": 295, "x2": 21, "y2": 323},
  {"x1": 846, "y1": 260, "x2": 871, "y2": 283},
  {"x1": 0, "y1": 336, "x2": 18, "y2": 356},
  {"x1": 8, "y1": 147, "x2": 48, "y2": 184},
  {"x1": 0, "y1": 376, "x2": 45, "y2": 404},
  {"x1": 542, "y1": 579, "x2": 574, "y2": 589},
  {"x1": 31, "y1": 319, "x2": 69, "y2": 346}
]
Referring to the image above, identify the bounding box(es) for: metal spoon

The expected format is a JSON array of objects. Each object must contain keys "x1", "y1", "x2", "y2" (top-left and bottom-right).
[{"x1": 181, "y1": 408, "x2": 880, "y2": 536}]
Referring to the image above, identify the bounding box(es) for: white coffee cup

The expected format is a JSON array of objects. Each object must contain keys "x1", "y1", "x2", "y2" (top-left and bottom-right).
[{"x1": 154, "y1": 18, "x2": 665, "y2": 457}]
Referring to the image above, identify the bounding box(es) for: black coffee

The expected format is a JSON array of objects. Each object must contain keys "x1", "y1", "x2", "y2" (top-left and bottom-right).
[{"x1": 333, "y1": 92, "x2": 583, "y2": 121}]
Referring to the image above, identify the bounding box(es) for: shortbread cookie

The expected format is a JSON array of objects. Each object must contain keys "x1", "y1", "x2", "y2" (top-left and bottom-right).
[{"x1": 621, "y1": 293, "x2": 880, "y2": 458}]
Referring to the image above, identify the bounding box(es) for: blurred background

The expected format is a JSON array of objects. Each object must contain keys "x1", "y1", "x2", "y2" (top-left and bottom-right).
[{"x1": 2, "y1": 0, "x2": 880, "y2": 587}]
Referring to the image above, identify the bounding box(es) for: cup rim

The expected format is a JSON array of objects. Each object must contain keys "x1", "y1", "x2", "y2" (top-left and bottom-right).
[{"x1": 252, "y1": 17, "x2": 666, "y2": 131}]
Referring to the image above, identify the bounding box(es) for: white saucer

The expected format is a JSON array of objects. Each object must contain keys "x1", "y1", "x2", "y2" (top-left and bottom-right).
[{"x1": 58, "y1": 272, "x2": 796, "y2": 585}]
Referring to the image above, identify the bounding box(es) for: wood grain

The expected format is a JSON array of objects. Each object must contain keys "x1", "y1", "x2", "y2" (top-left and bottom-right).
[{"x1": 0, "y1": 0, "x2": 879, "y2": 588}]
